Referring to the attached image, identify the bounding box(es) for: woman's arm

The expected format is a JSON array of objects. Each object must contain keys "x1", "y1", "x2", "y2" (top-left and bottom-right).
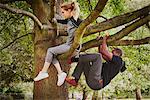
[
  {"x1": 52, "y1": 18, "x2": 68, "y2": 24},
  {"x1": 56, "y1": 19, "x2": 68, "y2": 24}
]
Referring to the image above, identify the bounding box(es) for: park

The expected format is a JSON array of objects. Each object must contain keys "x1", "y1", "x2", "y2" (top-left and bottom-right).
[{"x1": 0, "y1": 0, "x2": 150, "y2": 99}]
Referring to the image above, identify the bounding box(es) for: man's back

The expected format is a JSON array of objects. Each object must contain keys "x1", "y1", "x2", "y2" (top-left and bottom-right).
[{"x1": 101, "y1": 55, "x2": 125, "y2": 87}]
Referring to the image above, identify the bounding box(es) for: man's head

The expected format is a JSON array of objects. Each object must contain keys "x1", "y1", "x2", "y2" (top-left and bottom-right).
[{"x1": 112, "y1": 48, "x2": 123, "y2": 57}]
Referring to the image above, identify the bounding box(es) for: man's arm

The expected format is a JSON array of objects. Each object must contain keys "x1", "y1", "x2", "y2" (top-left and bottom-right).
[
  {"x1": 99, "y1": 34, "x2": 113, "y2": 61},
  {"x1": 98, "y1": 46, "x2": 109, "y2": 61}
]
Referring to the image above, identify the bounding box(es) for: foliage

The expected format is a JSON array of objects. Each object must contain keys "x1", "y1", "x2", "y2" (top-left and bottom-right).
[
  {"x1": 0, "y1": 0, "x2": 150, "y2": 99},
  {"x1": 0, "y1": 2, "x2": 34, "y2": 88}
]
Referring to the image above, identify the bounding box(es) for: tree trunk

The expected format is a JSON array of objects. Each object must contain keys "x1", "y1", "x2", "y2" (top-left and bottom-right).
[
  {"x1": 33, "y1": 33, "x2": 69, "y2": 100},
  {"x1": 92, "y1": 91, "x2": 98, "y2": 100},
  {"x1": 136, "y1": 87, "x2": 142, "y2": 100},
  {"x1": 82, "y1": 88, "x2": 87, "y2": 100},
  {"x1": 31, "y1": 0, "x2": 69, "y2": 100}
]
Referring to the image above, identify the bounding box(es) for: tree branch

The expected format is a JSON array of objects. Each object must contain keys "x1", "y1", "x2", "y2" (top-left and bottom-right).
[
  {"x1": 48, "y1": 0, "x2": 55, "y2": 20},
  {"x1": 83, "y1": 4, "x2": 150, "y2": 36},
  {"x1": 109, "y1": 37, "x2": 150, "y2": 46},
  {"x1": 82, "y1": 15, "x2": 150, "y2": 51},
  {"x1": 0, "y1": 32, "x2": 33, "y2": 51},
  {"x1": 81, "y1": 37, "x2": 150, "y2": 51},
  {"x1": 98, "y1": 15, "x2": 107, "y2": 20},
  {"x1": 109, "y1": 15, "x2": 150, "y2": 42},
  {"x1": 58, "y1": 0, "x2": 108, "y2": 59},
  {"x1": 146, "y1": 22, "x2": 150, "y2": 30},
  {"x1": 0, "y1": 3, "x2": 55, "y2": 30},
  {"x1": 57, "y1": 29, "x2": 67, "y2": 36}
]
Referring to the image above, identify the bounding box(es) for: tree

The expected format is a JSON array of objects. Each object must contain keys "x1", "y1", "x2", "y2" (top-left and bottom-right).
[{"x1": 0, "y1": 0, "x2": 150, "y2": 99}]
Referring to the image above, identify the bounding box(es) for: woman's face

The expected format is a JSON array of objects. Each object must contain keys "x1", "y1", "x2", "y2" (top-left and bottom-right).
[{"x1": 61, "y1": 8, "x2": 73, "y2": 19}]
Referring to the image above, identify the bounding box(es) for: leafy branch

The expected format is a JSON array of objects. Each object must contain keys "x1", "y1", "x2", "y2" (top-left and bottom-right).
[
  {"x1": 0, "y1": 32, "x2": 33, "y2": 51},
  {"x1": 82, "y1": 15, "x2": 150, "y2": 51},
  {"x1": 0, "y1": 3, "x2": 55, "y2": 30}
]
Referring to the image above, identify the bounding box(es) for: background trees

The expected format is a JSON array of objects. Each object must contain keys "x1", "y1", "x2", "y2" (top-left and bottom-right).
[{"x1": 0, "y1": 0, "x2": 149, "y2": 99}]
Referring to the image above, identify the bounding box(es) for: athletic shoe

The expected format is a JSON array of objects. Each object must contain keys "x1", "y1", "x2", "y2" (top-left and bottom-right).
[
  {"x1": 34, "y1": 71, "x2": 49, "y2": 81},
  {"x1": 65, "y1": 77, "x2": 78, "y2": 86},
  {"x1": 57, "y1": 72, "x2": 67, "y2": 86}
]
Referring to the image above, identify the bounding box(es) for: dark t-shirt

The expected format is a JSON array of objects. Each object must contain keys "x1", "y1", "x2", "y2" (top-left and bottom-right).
[{"x1": 101, "y1": 55, "x2": 124, "y2": 87}]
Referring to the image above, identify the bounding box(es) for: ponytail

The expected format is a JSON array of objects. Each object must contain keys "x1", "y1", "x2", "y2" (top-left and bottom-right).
[{"x1": 73, "y1": 1, "x2": 80, "y2": 20}]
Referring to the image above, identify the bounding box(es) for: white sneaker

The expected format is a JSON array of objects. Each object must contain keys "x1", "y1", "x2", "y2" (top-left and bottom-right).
[
  {"x1": 57, "y1": 72, "x2": 67, "y2": 86},
  {"x1": 34, "y1": 71, "x2": 49, "y2": 81}
]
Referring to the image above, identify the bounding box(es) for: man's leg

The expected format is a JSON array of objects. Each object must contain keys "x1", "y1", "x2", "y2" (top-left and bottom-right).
[
  {"x1": 66, "y1": 58, "x2": 85, "y2": 86},
  {"x1": 66, "y1": 53, "x2": 102, "y2": 87},
  {"x1": 72, "y1": 60, "x2": 84, "y2": 81},
  {"x1": 83, "y1": 53, "x2": 103, "y2": 90},
  {"x1": 72, "y1": 53, "x2": 98, "y2": 80},
  {"x1": 66, "y1": 54, "x2": 92, "y2": 86},
  {"x1": 79, "y1": 53, "x2": 99, "y2": 62}
]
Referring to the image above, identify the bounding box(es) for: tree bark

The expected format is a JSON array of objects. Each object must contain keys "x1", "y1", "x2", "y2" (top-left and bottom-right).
[
  {"x1": 83, "y1": 5, "x2": 150, "y2": 36},
  {"x1": 82, "y1": 87, "x2": 87, "y2": 100},
  {"x1": 136, "y1": 87, "x2": 142, "y2": 100},
  {"x1": 92, "y1": 91, "x2": 98, "y2": 100},
  {"x1": 31, "y1": 0, "x2": 69, "y2": 99}
]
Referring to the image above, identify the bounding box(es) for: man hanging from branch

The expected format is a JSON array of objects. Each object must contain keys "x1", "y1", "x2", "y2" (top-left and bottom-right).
[{"x1": 66, "y1": 33, "x2": 127, "y2": 90}]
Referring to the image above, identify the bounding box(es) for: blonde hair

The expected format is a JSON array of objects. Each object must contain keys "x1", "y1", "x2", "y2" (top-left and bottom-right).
[{"x1": 61, "y1": 0, "x2": 80, "y2": 20}]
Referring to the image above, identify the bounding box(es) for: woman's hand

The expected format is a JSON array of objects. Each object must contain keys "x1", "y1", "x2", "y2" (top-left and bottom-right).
[{"x1": 52, "y1": 18, "x2": 57, "y2": 23}]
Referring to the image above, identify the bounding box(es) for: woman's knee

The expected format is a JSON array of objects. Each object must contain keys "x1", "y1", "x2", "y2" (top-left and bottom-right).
[
  {"x1": 47, "y1": 48, "x2": 52, "y2": 52},
  {"x1": 47, "y1": 48, "x2": 55, "y2": 54},
  {"x1": 46, "y1": 48, "x2": 54, "y2": 58}
]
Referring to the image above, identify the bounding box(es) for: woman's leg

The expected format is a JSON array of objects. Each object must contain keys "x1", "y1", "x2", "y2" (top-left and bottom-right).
[
  {"x1": 41, "y1": 62, "x2": 51, "y2": 72},
  {"x1": 42, "y1": 44, "x2": 70, "y2": 73},
  {"x1": 52, "y1": 58, "x2": 62, "y2": 74},
  {"x1": 34, "y1": 44, "x2": 70, "y2": 82},
  {"x1": 52, "y1": 58, "x2": 67, "y2": 86}
]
